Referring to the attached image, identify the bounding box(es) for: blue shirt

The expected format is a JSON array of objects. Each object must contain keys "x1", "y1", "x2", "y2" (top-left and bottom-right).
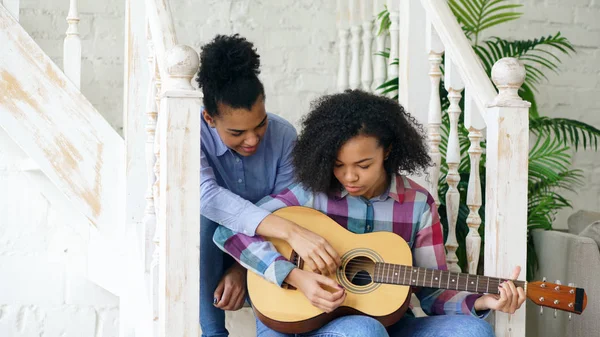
[{"x1": 201, "y1": 112, "x2": 297, "y2": 235}]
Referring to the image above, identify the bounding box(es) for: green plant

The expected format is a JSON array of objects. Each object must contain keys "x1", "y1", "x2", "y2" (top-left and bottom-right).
[{"x1": 376, "y1": 1, "x2": 600, "y2": 280}]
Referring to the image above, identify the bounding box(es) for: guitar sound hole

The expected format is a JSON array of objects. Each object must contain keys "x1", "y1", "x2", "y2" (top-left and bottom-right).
[{"x1": 344, "y1": 256, "x2": 375, "y2": 286}]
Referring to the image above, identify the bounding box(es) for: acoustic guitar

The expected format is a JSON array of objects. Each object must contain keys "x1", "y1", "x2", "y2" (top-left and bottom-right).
[{"x1": 247, "y1": 206, "x2": 587, "y2": 334}]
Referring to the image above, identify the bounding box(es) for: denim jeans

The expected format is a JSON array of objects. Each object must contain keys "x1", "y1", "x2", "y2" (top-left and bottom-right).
[
  {"x1": 200, "y1": 216, "x2": 233, "y2": 337},
  {"x1": 256, "y1": 314, "x2": 495, "y2": 337}
]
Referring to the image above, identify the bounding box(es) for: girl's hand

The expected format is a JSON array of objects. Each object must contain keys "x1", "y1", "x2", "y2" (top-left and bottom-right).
[
  {"x1": 214, "y1": 263, "x2": 247, "y2": 311},
  {"x1": 285, "y1": 268, "x2": 346, "y2": 313},
  {"x1": 474, "y1": 266, "x2": 526, "y2": 314},
  {"x1": 256, "y1": 215, "x2": 341, "y2": 276},
  {"x1": 286, "y1": 225, "x2": 341, "y2": 276}
]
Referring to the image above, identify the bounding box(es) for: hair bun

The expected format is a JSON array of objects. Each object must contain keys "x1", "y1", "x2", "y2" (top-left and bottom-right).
[{"x1": 197, "y1": 34, "x2": 261, "y2": 90}]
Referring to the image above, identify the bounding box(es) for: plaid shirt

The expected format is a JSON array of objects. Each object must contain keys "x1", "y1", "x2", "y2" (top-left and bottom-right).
[{"x1": 213, "y1": 175, "x2": 486, "y2": 317}]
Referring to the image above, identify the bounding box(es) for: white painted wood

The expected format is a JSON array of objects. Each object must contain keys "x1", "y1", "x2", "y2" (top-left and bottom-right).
[
  {"x1": 158, "y1": 45, "x2": 201, "y2": 337},
  {"x1": 386, "y1": 0, "x2": 399, "y2": 98},
  {"x1": 151, "y1": 55, "x2": 162, "y2": 337},
  {"x1": 125, "y1": 0, "x2": 150, "y2": 236},
  {"x1": 360, "y1": 0, "x2": 373, "y2": 91},
  {"x1": 0, "y1": 5, "x2": 123, "y2": 231},
  {"x1": 142, "y1": 19, "x2": 161, "y2": 337},
  {"x1": 348, "y1": 0, "x2": 361, "y2": 89},
  {"x1": 443, "y1": 54, "x2": 464, "y2": 273},
  {"x1": 336, "y1": 0, "x2": 349, "y2": 92},
  {"x1": 1, "y1": 0, "x2": 18, "y2": 21},
  {"x1": 396, "y1": 1, "x2": 430, "y2": 126},
  {"x1": 485, "y1": 58, "x2": 530, "y2": 337},
  {"x1": 464, "y1": 88, "x2": 485, "y2": 275},
  {"x1": 63, "y1": 0, "x2": 81, "y2": 89},
  {"x1": 419, "y1": 0, "x2": 497, "y2": 114},
  {"x1": 372, "y1": 0, "x2": 386, "y2": 92},
  {"x1": 123, "y1": 0, "x2": 152, "y2": 334},
  {"x1": 145, "y1": 0, "x2": 178, "y2": 82},
  {"x1": 426, "y1": 25, "x2": 443, "y2": 206},
  {"x1": 397, "y1": 0, "x2": 410, "y2": 106}
]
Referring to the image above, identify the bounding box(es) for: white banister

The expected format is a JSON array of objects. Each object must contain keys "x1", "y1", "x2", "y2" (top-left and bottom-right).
[
  {"x1": 360, "y1": 0, "x2": 373, "y2": 91},
  {"x1": 336, "y1": 0, "x2": 349, "y2": 92},
  {"x1": 372, "y1": 0, "x2": 386, "y2": 92},
  {"x1": 63, "y1": 0, "x2": 81, "y2": 89},
  {"x1": 485, "y1": 58, "x2": 529, "y2": 337},
  {"x1": 1, "y1": 0, "x2": 18, "y2": 21},
  {"x1": 464, "y1": 88, "x2": 485, "y2": 275},
  {"x1": 386, "y1": 0, "x2": 399, "y2": 98},
  {"x1": 348, "y1": 0, "x2": 361, "y2": 89},
  {"x1": 443, "y1": 53, "x2": 464, "y2": 273},
  {"x1": 419, "y1": 0, "x2": 496, "y2": 114},
  {"x1": 145, "y1": 0, "x2": 178, "y2": 82},
  {"x1": 426, "y1": 21, "x2": 443, "y2": 206},
  {"x1": 158, "y1": 44, "x2": 201, "y2": 337}
]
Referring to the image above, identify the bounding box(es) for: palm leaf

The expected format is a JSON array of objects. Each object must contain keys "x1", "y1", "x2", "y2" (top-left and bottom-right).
[
  {"x1": 530, "y1": 116, "x2": 600, "y2": 150},
  {"x1": 473, "y1": 33, "x2": 574, "y2": 92},
  {"x1": 377, "y1": 7, "x2": 390, "y2": 36},
  {"x1": 448, "y1": 0, "x2": 523, "y2": 43}
]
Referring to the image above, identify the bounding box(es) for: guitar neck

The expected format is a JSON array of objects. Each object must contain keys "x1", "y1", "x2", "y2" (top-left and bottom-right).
[{"x1": 373, "y1": 263, "x2": 526, "y2": 295}]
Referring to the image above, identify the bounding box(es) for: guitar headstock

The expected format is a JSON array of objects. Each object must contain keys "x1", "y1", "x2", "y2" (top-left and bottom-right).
[{"x1": 527, "y1": 280, "x2": 587, "y2": 315}]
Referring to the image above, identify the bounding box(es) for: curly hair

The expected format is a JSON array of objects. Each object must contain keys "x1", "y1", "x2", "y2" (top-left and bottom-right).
[
  {"x1": 293, "y1": 90, "x2": 431, "y2": 194},
  {"x1": 196, "y1": 34, "x2": 265, "y2": 117}
]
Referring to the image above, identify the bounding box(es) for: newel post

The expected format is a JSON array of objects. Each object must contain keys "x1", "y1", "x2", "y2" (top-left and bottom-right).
[
  {"x1": 158, "y1": 45, "x2": 202, "y2": 337},
  {"x1": 484, "y1": 58, "x2": 530, "y2": 337}
]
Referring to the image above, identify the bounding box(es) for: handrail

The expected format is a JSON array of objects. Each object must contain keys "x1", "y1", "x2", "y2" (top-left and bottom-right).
[
  {"x1": 419, "y1": 0, "x2": 497, "y2": 113},
  {"x1": 145, "y1": 0, "x2": 178, "y2": 81}
]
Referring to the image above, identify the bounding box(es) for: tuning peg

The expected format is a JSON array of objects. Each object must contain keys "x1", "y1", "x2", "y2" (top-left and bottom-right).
[
  {"x1": 555, "y1": 280, "x2": 562, "y2": 291},
  {"x1": 569, "y1": 282, "x2": 576, "y2": 294},
  {"x1": 568, "y1": 282, "x2": 575, "y2": 320},
  {"x1": 541, "y1": 277, "x2": 547, "y2": 288},
  {"x1": 554, "y1": 309, "x2": 558, "y2": 319},
  {"x1": 540, "y1": 306, "x2": 544, "y2": 315}
]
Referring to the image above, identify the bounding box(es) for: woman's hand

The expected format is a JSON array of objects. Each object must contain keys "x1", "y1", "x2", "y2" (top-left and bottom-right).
[
  {"x1": 285, "y1": 268, "x2": 346, "y2": 313},
  {"x1": 214, "y1": 263, "x2": 247, "y2": 311},
  {"x1": 474, "y1": 266, "x2": 526, "y2": 314},
  {"x1": 256, "y1": 214, "x2": 341, "y2": 275}
]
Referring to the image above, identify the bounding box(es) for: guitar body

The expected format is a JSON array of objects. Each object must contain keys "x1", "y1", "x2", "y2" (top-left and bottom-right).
[{"x1": 247, "y1": 206, "x2": 413, "y2": 333}]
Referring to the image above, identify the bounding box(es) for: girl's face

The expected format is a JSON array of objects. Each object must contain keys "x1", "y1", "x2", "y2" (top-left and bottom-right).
[
  {"x1": 333, "y1": 135, "x2": 389, "y2": 200},
  {"x1": 203, "y1": 95, "x2": 268, "y2": 157}
]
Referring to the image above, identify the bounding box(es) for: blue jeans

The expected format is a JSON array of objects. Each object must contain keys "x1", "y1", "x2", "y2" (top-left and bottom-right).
[
  {"x1": 200, "y1": 216, "x2": 233, "y2": 337},
  {"x1": 256, "y1": 314, "x2": 495, "y2": 337}
]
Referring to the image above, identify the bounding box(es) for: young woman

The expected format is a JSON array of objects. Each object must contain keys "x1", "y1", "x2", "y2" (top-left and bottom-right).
[
  {"x1": 214, "y1": 90, "x2": 526, "y2": 337},
  {"x1": 197, "y1": 34, "x2": 340, "y2": 337}
]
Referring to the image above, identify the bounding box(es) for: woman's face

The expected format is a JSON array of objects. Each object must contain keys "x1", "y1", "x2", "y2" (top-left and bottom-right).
[
  {"x1": 203, "y1": 95, "x2": 268, "y2": 157},
  {"x1": 333, "y1": 135, "x2": 389, "y2": 200}
]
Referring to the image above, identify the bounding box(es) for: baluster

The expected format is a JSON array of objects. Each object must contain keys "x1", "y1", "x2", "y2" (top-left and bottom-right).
[
  {"x1": 386, "y1": 0, "x2": 399, "y2": 98},
  {"x1": 144, "y1": 21, "x2": 160, "y2": 336},
  {"x1": 444, "y1": 53, "x2": 464, "y2": 273},
  {"x1": 465, "y1": 88, "x2": 484, "y2": 275},
  {"x1": 372, "y1": 0, "x2": 387, "y2": 93},
  {"x1": 144, "y1": 22, "x2": 161, "y2": 337},
  {"x1": 63, "y1": 0, "x2": 81, "y2": 89},
  {"x1": 360, "y1": 0, "x2": 373, "y2": 91},
  {"x1": 348, "y1": 0, "x2": 361, "y2": 89},
  {"x1": 426, "y1": 21, "x2": 444, "y2": 206},
  {"x1": 336, "y1": 0, "x2": 350, "y2": 92},
  {"x1": 2, "y1": 0, "x2": 19, "y2": 21}
]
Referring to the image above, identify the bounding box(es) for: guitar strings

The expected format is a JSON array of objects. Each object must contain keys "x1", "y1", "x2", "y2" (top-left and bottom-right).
[{"x1": 298, "y1": 260, "x2": 521, "y2": 290}]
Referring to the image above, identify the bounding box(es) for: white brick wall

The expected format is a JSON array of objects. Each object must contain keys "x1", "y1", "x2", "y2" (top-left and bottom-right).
[{"x1": 2, "y1": 0, "x2": 598, "y2": 336}]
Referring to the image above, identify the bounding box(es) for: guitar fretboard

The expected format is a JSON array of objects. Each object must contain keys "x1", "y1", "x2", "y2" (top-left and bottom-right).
[{"x1": 373, "y1": 263, "x2": 526, "y2": 294}]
